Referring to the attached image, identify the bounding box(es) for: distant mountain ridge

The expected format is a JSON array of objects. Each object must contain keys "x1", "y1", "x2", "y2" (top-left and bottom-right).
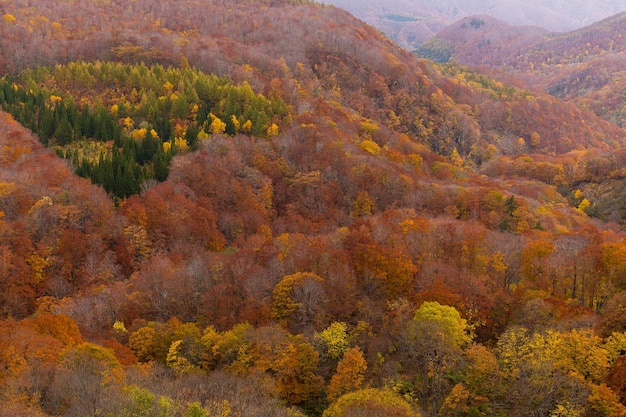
[
  {"x1": 418, "y1": 11, "x2": 626, "y2": 128},
  {"x1": 415, "y1": 15, "x2": 550, "y2": 65},
  {"x1": 318, "y1": 0, "x2": 626, "y2": 49}
]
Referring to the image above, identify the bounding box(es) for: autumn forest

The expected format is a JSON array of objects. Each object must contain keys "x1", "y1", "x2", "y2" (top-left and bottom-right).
[{"x1": 2, "y1": 0, "x2": 626, "y2": 416}]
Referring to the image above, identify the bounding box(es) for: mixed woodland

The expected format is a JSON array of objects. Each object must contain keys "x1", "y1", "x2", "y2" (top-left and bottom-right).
[
  {"x1": 2, "y1": 0, "x2": 626, "y2": 416},
  {"x1": 417, "y1": 13, "x2": 626, "y2": 129}
]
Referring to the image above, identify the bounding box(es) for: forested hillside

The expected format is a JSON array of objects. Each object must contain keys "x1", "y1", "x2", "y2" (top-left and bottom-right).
[
  {"x1": 419, "y1": 13, "x2": 626, "y2": 129},
  {"x1": 317, "y1": 0, "x2": 626, "y2": 49},
  {"x1": 1, "y1": 1, "x2": 626, "y2": 416}
]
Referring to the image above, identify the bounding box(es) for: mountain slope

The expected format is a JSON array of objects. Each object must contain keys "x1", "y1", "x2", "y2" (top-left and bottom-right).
[
  {"x1": 317, "y1": 0, "x2": 626, "y2": 49},
  {"x1": 421, "y1": 12, "x2": 626, "y2": 127},
  {"x1": 0, "y1": 0, "x2": 623, "y2": 157},
  {"x1": 415, "y1": 15, "x2": 550, "y2": 65}
]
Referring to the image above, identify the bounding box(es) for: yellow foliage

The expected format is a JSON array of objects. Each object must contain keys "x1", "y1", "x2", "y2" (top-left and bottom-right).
[
  {"x1": 131, "y1": 128, "x2": 147, "y2": 140},
  {"x1": 27, "y1": 254, "x2": 49, "y2": 284},
  {"x1": 399, "y1": 218, "x2": 428, "y2": 235},
  {"x1": 197, "y1": 129, "x2": 209, "y2": 142},
  {"x1": 388, "y1": 110, "x2": 402, "y2": 128},
  {"x1": 272, "y1": 272, "x2": 324, "y2": 320},
  {"x1": 174, "y1": 137, "x2": 189, "y2": 152},
  {"x1": 440, "y1": 383, "x2": 471, "y2": 417},
  {"x1": 110, "y1": 104, "x2": 118, "y2": 115},
  {"x1": 123, "y1": 116, "x2": 134, "y2": 130},
  {"x1": 324, "y1": 388, "x2": 420, "y2": 417},
  {"x1": 407, "y1": 153, "x2": 424, "y2": 171},
  {"x1": 166, "y1": 340, "x2": 197, "y2": 376},
  {"x1": 173, "y1": 36, "x2": 189, "y2": 48},
  {"x1": 2, "y1": 14, "x2": 16, "y2": 25},
  {"x1": 490, "y1": 252, "x2": 508, "y2": 273},
  {"x1": 360, "y1": 120, "x2": 380, "y2": 135},
  {"x1": 163, "y1": 141, "x2": 172, "y2": 153},
  {"x1": 358, "y1": 139, "x2": 380, "y2": 155},
  {"x1": 129, "y1": 326, "x2": 157, "y2": 362},
  {"x1": 588, "y1": 383, "x2": 626, "y2": 417},
  {"x1": 578, "y1": 198, "x2": 591, "y2": 213},
  {"x1": 209, "y1": 115, "x2": 226, "y2": 135},
  {"x1": 0, "y1": 181, "x2": 16, "y2": 197},
  {"x1": 29, "y1": 196, "x2": 53, "y2": 212},
  {"x1": 179, "y1": 54, "x2": 190, "y2": 70},
  {"x1": 206, "y1": 399, "x2": 234, "y2": 417},
  {"x1": 351, "y1": 191, "x2": 374, "y2": 217},
  {"x1": 49, "y1": 95, "x2": 62, "y2": 105},
  {"x1": 574, "y1": 189, "x2": 583, "y2": 200},
  {"x1": 266, "y1": 123, "x2": 279, "y2": 137},
  {"x1": 241, "y1": 119, "x2": 253, "y2": 133},
  {"x1": 450, "y1": 147, "x2": 463, "y2": 166},
  {"x1": 60, "y1": 342, "x2": 121, "y2": 371},
  {"x1": 315, "y1": 322, "x2": 349, "y2": 360},
  {"x1": 231, "y1": 115, "x2": 240, "y2": 132},
  {"x1": 123, "y1": 224, "x2": 152, "y2": 264},
  {"x1": 113, "y1": 321, "x2": 127, "y2": 333},
  {"x1": 129, "y1": 88, "x2": 139, "y2": 103},
  {"x1": 603, "y1": 332, "x2": 626, "y2": 364},
  {"x1": 201, "y1": 323, "x2": 251, "y2": 371},
  {"x1": 276, "y1": 232, "x2": 292, "y2": 262},
  {"x1": 498, "y1": 327, "x2": 612, "y2": 383},
  {"x1": 550, "y1": 403, "x2": 584, "y2": 417},
  {"x1": 413, "y1": 301, "x2": 473, "y2": 349}
]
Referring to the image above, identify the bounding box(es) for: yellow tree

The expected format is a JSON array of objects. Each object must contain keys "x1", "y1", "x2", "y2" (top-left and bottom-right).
[
  {"x1": 271, "y1": 272, "x2": 326, "y2": 331},
  {"x1": 404, "y1": 302, "x2": 473, "y2": 414},
  {"x1": 413, "y1": 301, "x2": 473, "y2": 350},
  {"x1": 167, "y1": 339, "x2": 197, "y2": 376},
  {"x1": 496, "y1": 327, "x2": 605, "y2": 416},
  {"x1": 2, "y1": 14, "x2": 16, "y2": 25},
  {"x1": 601, "y1": 241, "x2": 626, "y2": 290},
  {"x1": 314, "y1": 321, "x2": 350, "y2": 360},
  {"x1": 267, "y1": 123, "x2": 279, "y2": 136},
  {"x1": 351, "y1": 191, "x2": 374, "y2": 217},
  {"x1": 588, "y1": 383, "x2": 626, "y2": 417},
  {"x1": 128, "y1": 325, "x2": 157, "y2": 362},
  {"x1": 440, "y1": 344, "x2": 501, "y2": 416},
  {"x1": 323, "y1": 388, "x2": 421, "y2": 417},
  {"x1": 274, "y1": 340, "x2": 324, "y2": 410},
  {"x1": 54, "y1": 343, "x2": 121, "y2": 416},
  {"x1": 209, "y1": 114, "x2": 226, "y2": 135}
]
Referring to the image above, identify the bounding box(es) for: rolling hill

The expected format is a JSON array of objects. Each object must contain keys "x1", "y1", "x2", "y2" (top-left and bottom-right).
[
  {"x1": 419, "y1": 12, "x2": 626, "y2": 128},
  {"x1": 316, "y1": 0, "x2": 626, "y2": 49}
]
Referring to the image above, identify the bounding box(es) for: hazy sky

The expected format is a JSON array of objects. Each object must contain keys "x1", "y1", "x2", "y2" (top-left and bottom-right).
[{"x1": 320, "y1": 0, "x2": 626, "y2": 32}]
